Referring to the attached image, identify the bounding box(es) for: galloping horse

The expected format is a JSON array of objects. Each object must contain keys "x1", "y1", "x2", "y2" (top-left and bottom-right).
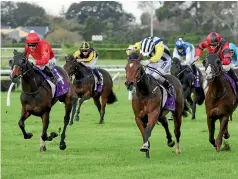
[
  {"x1": 63, "y1": 55, "x2": 117, "y2": 124},
  {"x1": 171, "y1": 57, "x2": 205, "y2": 119},
  {"x1": 10, "y1": 49, "x2": 73, "y2": 152},
  {"x1": 204, "y1": 53, "x2": 238, "y2": 152},
  {"x1": 125, "y1": 54, "x2": 188, "y2": 158}
]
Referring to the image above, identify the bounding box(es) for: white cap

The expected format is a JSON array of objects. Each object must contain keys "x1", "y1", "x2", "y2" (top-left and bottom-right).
[
  {"x1": 178, "y1": 38, "x2": 183, "y2": 40},
  {"x1": 30, "y1": 30, "x2": 35, "y2": 33}
]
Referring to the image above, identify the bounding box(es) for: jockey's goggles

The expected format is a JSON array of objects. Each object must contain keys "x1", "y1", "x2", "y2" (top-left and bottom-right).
[
  {"x1": 209, "y1": 43, "x2": 218, "y2": 47},
  {"x1": 27, "y1": 43, "x2": 38, "y2": 47},
  {"x1": 81, "y1": 49, "x2": 88, "y2": 52}
]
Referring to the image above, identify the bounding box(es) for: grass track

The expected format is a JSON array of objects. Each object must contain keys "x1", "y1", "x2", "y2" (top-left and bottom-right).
[{"x1": 1, "y1": 87, "x2": 238, "y2": 179}]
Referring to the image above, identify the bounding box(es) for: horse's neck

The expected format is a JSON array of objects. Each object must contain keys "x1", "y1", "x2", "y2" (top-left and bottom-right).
[
  {"x1": 136, "y1": 69, "x2": 151, "y2": 96},
  {"x1": 21, "y1": 70, "x2": 43, "y2": 93},
  {"x1": 208, "y1": 75, "x2": 226, "y2": 97}
]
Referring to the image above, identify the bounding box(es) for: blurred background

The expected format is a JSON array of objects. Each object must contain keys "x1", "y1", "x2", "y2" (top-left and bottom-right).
[{"x1": 1, "y1": 1, "x2": 238, "y2": 90}]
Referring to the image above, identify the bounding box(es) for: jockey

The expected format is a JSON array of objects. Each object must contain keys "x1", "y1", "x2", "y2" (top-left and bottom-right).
[
  {"x1": 127, "y1": 36, "x2": 174, "y2": 95},
  {"x1": 25, "y1": 30, "x2": 57, "y2": 84},
  {"x1": 73, "y1": 42, "x2": 102, "y2": 92},
  {"x1": 173, "y1": 38, "x2": 198, "y2": 79},
  {"x1": 194, "y1": 32, "x2": 238, "y2": 88},
  {"x1": 229, "y1": 43, "x2": 238, "y2": 67}
]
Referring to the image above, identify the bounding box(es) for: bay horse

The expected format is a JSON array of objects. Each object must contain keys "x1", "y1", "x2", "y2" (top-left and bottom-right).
[
  {"x1": 10, "y1": 49, "x2": 73, "y2": 152},
  {"x1": 63, "y1": 55, "x2": 117, "y2": 124},
  {"x1": 125, "y1": 54, "x2": 188, "y2": 158},
  {"x1": 171, "y1": 57, "x2": 205, "y2": 119},
  {"x1": 204, "y1": 53, "x2": 238, "y2": 152}
]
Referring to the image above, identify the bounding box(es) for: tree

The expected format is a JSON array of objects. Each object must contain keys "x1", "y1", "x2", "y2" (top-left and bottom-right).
[
  {"x1": 45, "y1": 28, "x2": 84, "y2": 45},
  {"x1": 65, "y1": 1, "x2": 134, "y2": 24},
  {"x1": 1, "y1": 2, "x2": 49, "y2": 27}
]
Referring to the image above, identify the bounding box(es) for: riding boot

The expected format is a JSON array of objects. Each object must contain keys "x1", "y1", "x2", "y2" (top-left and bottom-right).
[
  {"x1": 228, "y1": 68, "x2": 238, "y2": 90},
  {"x1": 43, "y1": 66, "x2": 57, "y2": 84},
  {"x1": 163, "y1": 79, "x2": 175, "y2": 96},
  {"x1": 93, "y1": 68, "x2": 103, "y2": 92},
  {"x1": 191, "y1": 64, "x2": 199, "y2": 83}
]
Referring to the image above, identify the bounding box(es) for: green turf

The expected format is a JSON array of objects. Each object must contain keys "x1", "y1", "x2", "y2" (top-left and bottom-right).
[{"x1": 1, "y1": 87, "x2": 238, "y2": 179}]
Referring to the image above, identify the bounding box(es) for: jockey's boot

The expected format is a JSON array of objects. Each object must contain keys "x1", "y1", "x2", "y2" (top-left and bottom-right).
[
  {"x1": 93, "y1": 68, "x2": 103, "y2": 92},
  {"x1": 43, "y1": 66, "x2": 57, "y2": 84},
  {"x1": 228, "y1": 68, "x2": 238, "y2": 90},
  {"x1": 191, "y1": 64, "x2": 199, "y2": 83},
  {"x1": 163, "y1": 79, "x2": 175, "y2": 96}
]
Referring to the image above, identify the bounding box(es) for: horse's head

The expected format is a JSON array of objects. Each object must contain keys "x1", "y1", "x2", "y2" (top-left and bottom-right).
[
  {"x1": 125, "y1": 54, "x2": 144, "y2": 90},
  {"x1": 10, "y1": 49, "x2": 31, "y2": 83},
  {"x1": 204, "y1": 53, "x2": 222, "y2": 81},
  {"x1": 171, "y1": 57, "x2": 182, "y2": 75},
  {"x1": 63, "y1": 55, "x2": 79, "y2": 77}
]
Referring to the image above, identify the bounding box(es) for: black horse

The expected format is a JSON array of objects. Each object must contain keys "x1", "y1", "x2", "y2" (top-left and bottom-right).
[
  {"x1": 171, "y1": 57, "x2": 205, "y2": 119},
  {"x1": 10, "y1": 49, "x2": 73, "y2": 152},
  {"x1": 63, "y1": 55, "x2": 117, "y2": 124}
]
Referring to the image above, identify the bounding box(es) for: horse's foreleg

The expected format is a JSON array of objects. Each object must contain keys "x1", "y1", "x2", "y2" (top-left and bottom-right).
[
  {"x1": 59, "y1": 95, "x2": 72, "y2": 150},
  {"x1": 75, "y1": 97, "x2": 89, "y2": 122},
  {"x1": 18, "y1": 107, "x2": 32, "y2": 139},
  {"x1": 40, "y1": 110, "x2": 57, "y2": 152},
  {"x1": 192, "y1": 99, "x2": 197, "y2": 120},
  {"x1": 159, "y1": 116, "x2": 175, "y2": 147},
  {"x1": 69, "y1": 96, "x2": 78, "y2": 125},
  {"x1": 172, "y1": 111, "x2": 182, "y2": 154},
  {"x1": 135, "y1": 116, "x2": 150, "y2": 158},
  {"x1": 216, "y1": 116, "x2": 229, "y2": 152},
  {"x1": 207, "y1": 116, "x2": 216, "y2": 149},
  {"x1": 140, "y1": 110, "x2": 159, "y2": 157}
]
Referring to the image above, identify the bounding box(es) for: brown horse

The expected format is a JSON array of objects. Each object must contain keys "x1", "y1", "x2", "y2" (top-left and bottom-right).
[
  {"x1": 125, "y1": 54, "x2": 188, "y2": 158},
  {"x1": 63, "y1": 55, "x2": 117, "y2": 124},
  {"x1": 203, "y1": 53, "x2": 238, "y2": 152},
  {"x1": 10, "y1": 49, "x2": 73, "y2": 152}
]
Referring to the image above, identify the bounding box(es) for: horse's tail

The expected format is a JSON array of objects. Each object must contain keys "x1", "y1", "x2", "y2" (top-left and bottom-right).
[
  {"x1": 194, "y1": 87, "x2": 205, "y2": 105},
  {"x1": 107, "y1": 90, "x2": 118, "y2": 104},
  {"x1": 182, "y1": 100, "x2": 191, "y2": 118}
]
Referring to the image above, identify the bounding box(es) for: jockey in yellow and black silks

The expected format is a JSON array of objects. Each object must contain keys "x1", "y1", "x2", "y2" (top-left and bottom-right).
[{"x1": 73, "y1": 42, "x2": 103, "y2": 92}]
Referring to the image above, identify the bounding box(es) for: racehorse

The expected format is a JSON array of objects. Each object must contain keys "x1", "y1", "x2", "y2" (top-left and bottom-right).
[
  {"x1": 171, "y1": 57, "x2": 205, "y2": 119},
  {"x1": 63, "y1": 55, "x2": 117, "y2": 124},
  {"x1": 125, "y1": 53, "x2": 189, "y2": 158},
  {"x1": 10, "y1": 49, "x2": 73, "y2": 152},
  {"x1": 204, "y1": 53, "x2": 238, "y2": 152}
]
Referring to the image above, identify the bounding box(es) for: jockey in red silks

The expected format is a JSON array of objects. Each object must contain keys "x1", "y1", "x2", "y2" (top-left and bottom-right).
[
  {"x1": 194, "y1": 32, "x2": 238, "y2": 89},
  {"x1": 25, "y1": 30, "x2": 57, "y2": 83}
]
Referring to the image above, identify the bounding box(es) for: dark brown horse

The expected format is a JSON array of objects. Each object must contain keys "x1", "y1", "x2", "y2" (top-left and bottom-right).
[
  {"x1": 125, "y1": 54, "x2": 188, "y2": 158},
  {"x1": 63, "y1": 55, "x2": 117, "y2": 124},
  {"x1": 10, "y1": 49, "x2": 73, "y2": 152},
  {"x1": 203, "y1": 53, "x2": 238, "y2": 152},
  {"x1": 171, "y1": 57, "x2": 205, "y2": 120}
]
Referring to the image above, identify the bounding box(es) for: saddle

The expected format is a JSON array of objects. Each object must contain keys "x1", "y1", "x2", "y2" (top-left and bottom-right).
[{"x1": 33, "y1": 66, "x2": 69, "y2": 98}]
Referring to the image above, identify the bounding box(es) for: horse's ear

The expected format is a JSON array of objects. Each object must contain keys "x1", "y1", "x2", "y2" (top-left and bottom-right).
[
  {"x1": 138, "y1": 54, "x2": 143, "y2": 61},
  {"x1": 13, "y1": 49, "x2": 17, "y2": 55}
]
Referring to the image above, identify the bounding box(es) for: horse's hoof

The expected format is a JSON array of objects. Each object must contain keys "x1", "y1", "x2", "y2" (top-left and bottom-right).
[
  {"x1": 75, "y1": 116, "x2": 80, "y2": 121},
  {"x1": 216, "y1": 145, "x2": 221, "y2": 152},
  {"x1": 50, "y1": 132, "x2": 58, "y2": 139},
  {"x1": 24, "y1": 133, "x2": 33, "y2": 139},
  {"x1": 191, "y1": 117, "x2": 196, "y2": 120},
  {"x1": 221, "y1": 143, "x2": 231, "y2": 151},
  {"x1": 40, "y1": 146, "x2": 46, "y2": 152},
  {"x1": 223, "y1": 133, "x2": 230, "y2": 139},
  {"x1": 59, "y1": 143, "x2": 67, "y2": 150},
  {"x1": 176, "y1": 148, "x2": 181, "y2": 155},
  {"x1": 168, "y1": 141, "x2": 175, "y2": 148},
  {"x1": 99, "y1": 121, "x2": 104, "y2": 124},
  {"x1": 140, "y1": 146, "x2": 149, "y2": 153}
]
